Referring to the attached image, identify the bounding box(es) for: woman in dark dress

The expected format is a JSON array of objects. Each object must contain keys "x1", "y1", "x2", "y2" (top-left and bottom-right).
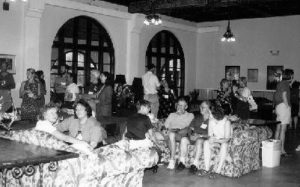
[
  {"x1": 158, "y1": 79, "x2": 176, "y2": 119},
  {"x1": 19, "y1": 68, "x2": 41, "y2": 121},
  {"x1": 216, "y1": 79, "x2": 232, "y2": 115},
  {"x1": 35, "y1": 70, "x2": 46, "y2": 107},
  {"x1": 96, "y1": 72, "x2": 113, "y2": 120}
]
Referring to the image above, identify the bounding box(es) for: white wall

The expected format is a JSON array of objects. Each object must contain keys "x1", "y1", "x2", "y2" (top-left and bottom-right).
[
  {"x1": 0, "y1": 2, "x2": 26, "y2": 106},
  {"x1": 196, "y1": 15, "x2": 300, "y2": 90},
  {"x1": 2, "y1": 0, "x2": 299, "y2": 108}
]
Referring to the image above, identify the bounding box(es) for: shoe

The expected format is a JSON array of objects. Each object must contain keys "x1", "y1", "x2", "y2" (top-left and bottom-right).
[
  {"x1": 167, "y1": 160, "x2": 176, "y2": 170},
  {"x1": 176, "y1": 162, "x2": 186, "y2": 171},
  {"x1": 189, "y1": 165, "x2": 198, "y2": 174},
  {"x1": 295, "y1": 145, "x2": 300, "y2": 151}
]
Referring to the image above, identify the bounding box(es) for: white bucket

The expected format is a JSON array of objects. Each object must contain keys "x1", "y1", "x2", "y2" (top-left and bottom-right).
[{"x1": 262, "y1": 139, "x2": 281, "y2": 168}]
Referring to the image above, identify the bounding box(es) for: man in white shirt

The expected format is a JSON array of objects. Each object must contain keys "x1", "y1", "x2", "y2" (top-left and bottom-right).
[
  {"x1": 164, "y1": 97, "x2": 194, "y2": 170},
  {"x1": 63, "y1": 74, "x2": 80, "y2": 108},
  {"x1": 142, "y1": 63, "x2": 160, "y2": 117}
]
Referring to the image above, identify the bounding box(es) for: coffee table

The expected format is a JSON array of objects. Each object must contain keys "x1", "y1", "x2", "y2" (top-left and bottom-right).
[{"x1": 0, "y1": 138, "x2": 78, "y2": 187}]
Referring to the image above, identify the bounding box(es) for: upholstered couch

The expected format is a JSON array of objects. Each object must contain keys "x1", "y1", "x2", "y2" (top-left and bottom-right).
[
  {"x1": 158, "y1": 122, "x2": 272, "y2": 178},
  {"x1": 0, "y1": 129, "x2": 158, "y2": 187}
]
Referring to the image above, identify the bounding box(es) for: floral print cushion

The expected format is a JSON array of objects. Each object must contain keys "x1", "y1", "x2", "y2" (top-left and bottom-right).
[{"x1": 0, "y1": 129, "x2": 76, "y2": 152}]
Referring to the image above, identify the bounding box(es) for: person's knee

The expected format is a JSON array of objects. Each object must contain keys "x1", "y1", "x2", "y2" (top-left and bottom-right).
[
  {"x1": 180, "y1": 137, "x2": 190, "y2": 146},
  {"x1": 195, "y1": 139, "x2": 204, "y2": 146}
]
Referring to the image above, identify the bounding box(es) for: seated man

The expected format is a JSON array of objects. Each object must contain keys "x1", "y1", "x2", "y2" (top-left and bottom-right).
[
  {"x1": 164, "y1": 97, "x2": 194, "y2": 170},
  {"x1": 124, "y1": 100, "x2": 157, "y2": 150},
  {"x1": 189, "y1": 100, "x2": 211, "y2": 174}
]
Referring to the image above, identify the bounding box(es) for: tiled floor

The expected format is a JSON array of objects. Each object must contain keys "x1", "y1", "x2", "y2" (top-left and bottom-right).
[{"x1": 143, "y1": 129, "x2": 300, "y2": 187}]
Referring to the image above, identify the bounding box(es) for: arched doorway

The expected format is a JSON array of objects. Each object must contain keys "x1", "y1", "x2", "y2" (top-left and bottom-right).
[
  {"x1": 146, "y1": 30, "x2": 185, "y2": 96},
  {"x1": 50, "y1": 16, "x2": 114, "y2": 93}
]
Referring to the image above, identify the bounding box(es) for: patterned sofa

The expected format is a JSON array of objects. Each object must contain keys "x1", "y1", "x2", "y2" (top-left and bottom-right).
[
  {"x1": 159, "y1": 122, "x2": 272, "y2": 178},
  {"x1": 0, "y1": 129, "x2": 158, "y2": 187}
]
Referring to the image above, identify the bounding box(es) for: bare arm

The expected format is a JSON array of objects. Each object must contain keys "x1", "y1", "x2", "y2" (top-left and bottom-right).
[
  {"x1": 51, "y1": 130, "x2": 87, "y2": 145},
  {"x1": 282, "y1": 91, "x2": 289, "y2": 107}
]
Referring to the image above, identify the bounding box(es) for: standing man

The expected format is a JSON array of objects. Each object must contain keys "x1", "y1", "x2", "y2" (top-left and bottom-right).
[
  {"x1": 54, "y1": 65, "x2": 68, "y2": 104},
  {"x1": 142, "y1": 63, "x2": 160, "y2": 117},
  {"x1": 0, "y1": 62, "x2": 15, "y2": 113}
]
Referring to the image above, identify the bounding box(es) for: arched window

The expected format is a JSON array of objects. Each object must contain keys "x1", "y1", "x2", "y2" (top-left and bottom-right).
[
  {"x1": 146, "y1": 30, "x2": 185, "y2": 96},
  {"x1": 51, "y1": 16, "x2": 114, "y2": 91}
]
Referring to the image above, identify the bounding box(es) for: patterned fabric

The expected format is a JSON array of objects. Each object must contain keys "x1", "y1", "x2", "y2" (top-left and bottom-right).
[
  {"x1": 0, "y1": 130, "x2": 158, "y2": 187},
  {"x1": 160, "y1": 124, "x2": 272, "y2": 177},
  {"x1": 21, "y1": 80, "x2": 40, "y2": 121},
  {"x1": 158, "y1": 88, "x2": 176, "y2": 119}
]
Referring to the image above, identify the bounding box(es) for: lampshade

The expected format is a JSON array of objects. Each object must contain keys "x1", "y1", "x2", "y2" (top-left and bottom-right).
[{"x1": 221, "y1": 20, "x2": 236, "y2": 42}]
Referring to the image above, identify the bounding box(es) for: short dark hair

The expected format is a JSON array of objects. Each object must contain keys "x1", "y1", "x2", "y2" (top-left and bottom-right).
[
  {"x1": 73, "y1": 99, "x2": 93, "y2": 118},
  {"x1": 211, "y1": 103, "x2": 225, "y2": 121},
  {"x1": 283, "y1": 69, "x2": 294, "y2": 80},
  {"x1": 177, "y1": 96, "x2": 188, "y2": 104},
  {"x1": 38, "y1": 103, "x2": 58, "y2": 121},
  {"x1": 136, "y1": 99, "x2": 151, "y2": 111},
  {"x1": 102, "y1": 71, "x2": 113, "y2": 86}
]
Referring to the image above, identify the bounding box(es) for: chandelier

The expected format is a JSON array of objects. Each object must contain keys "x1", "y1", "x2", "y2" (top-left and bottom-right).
[
  {"x1": 221, "y1": 20, "x2": 236, "y2": 42},
  {"x1": 144, "y1": 14, "x2": 162, "y2": 26}
]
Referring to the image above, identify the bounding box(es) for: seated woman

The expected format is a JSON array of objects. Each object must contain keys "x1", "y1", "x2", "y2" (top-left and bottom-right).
[
  {"x1": 200, "y1": 104, "x2": 232, "y2": 178},
  {"x1": 35, "y1": 103, "x2": 92, "y2": 153},
  {"x1": 57, "y1": 99, "x2": 107, "y2": 149}
]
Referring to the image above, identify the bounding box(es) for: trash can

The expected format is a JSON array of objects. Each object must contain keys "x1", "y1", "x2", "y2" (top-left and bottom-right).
[{"x1": 262, "y1": 139, "x2": 281, "y2": 168}]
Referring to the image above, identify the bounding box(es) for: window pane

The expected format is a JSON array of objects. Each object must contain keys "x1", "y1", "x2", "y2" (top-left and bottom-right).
[
  {"x1": 103, "y1": 52, "x2": 110, "y2": 64},
  {"x1": 51, "y1": 48, "x2": 58, "y2": 60},
  {"x1": 64, "y1": 37, "x2": 73, "y2": 43},
  {"x1": 103, "y1": 65, "x2": 110, "y2": 72},
  {"x1": 161, "y1": 47, "x2": 166, "y2": 53},
  {"x1": 90, "y1": 51, "x2": 98, "y2": 63},
  {"x1": 170, "y1": 46, "x2": 174, "y2": 54},
  {"x1": 78, "y1": 39, "x2": 87, "y2": 45}
]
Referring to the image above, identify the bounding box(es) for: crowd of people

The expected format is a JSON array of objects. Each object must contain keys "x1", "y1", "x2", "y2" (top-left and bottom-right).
[{"x1": 0, "y1": 62, "x2": 299, "y2": 177}]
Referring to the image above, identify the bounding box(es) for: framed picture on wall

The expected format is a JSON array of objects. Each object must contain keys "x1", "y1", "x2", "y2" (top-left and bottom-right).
[
  {"x1": 225, "y1": 66, "x2": 240, "y2": 81},
  {"x1": 267, "y1": 66, "x2": 284, "y2": 90},
  {"x1": 0, "y1": 54, "x2": 16, "y2": 74},
  {"x1": 247, "y1": 69, "x2": 258, "y2": 82}
]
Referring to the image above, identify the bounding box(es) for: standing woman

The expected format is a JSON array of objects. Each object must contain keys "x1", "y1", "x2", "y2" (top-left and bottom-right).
[
  {"x1": 19, "y1": 68, "x2": 41, "y2": 121},
  {"x1": 35, "y1": 70, "x2": 46, "y2": 107},
  {"x1": 158, "y1": 79, "x2": 176, "y2": 119},
  {"x1": 96, "y1": 72, "x2": 113, "y2": 120}
]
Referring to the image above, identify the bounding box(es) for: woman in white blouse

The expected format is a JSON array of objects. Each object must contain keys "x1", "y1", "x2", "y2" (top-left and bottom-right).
[{"x1": 200, "y1": 104, "x2": 232, "y2": 178}]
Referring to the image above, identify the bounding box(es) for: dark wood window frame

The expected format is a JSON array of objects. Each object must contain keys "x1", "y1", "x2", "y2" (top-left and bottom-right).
[
  {"x1": 51, "y1": 16, "x2": 115, "y2": 92},
  {"x1": 146, "y1": 30, "x2": 185, "y2": 96}
]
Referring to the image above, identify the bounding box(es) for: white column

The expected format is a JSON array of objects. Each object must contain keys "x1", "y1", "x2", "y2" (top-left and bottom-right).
[{"x1": 22, "y1": 0, "x2": 44, "y2": 73}]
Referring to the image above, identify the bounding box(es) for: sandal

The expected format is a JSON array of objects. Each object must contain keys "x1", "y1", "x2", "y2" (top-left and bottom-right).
[{"x1": 197, "y1": 169, "x2": 209, "y2": 177}]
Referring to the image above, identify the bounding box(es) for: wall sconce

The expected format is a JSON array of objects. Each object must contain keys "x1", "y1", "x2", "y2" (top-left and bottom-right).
[
  {"x1": 3, "y1": 0, "x2": 9, "y2": 11},
  {"x1": 270, "y1": 50, "x2": 280, "y2": 56},
  {"x1": 2, "y1": 0, "x2": 27, "y2": 11}
]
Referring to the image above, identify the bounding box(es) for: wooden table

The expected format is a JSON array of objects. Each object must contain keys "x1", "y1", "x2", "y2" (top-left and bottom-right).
[{"x1": 0, "y1": 138, "x2": 78, "y2": 187}]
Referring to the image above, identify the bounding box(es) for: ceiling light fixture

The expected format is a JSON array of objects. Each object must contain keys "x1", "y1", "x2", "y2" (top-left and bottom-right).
[
  {"x1": 221, "y1": 20, "x2": 236, "y2": 42},
  {"x1": 144, "y1": 14, "x2": 162, "y2": 26}
]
